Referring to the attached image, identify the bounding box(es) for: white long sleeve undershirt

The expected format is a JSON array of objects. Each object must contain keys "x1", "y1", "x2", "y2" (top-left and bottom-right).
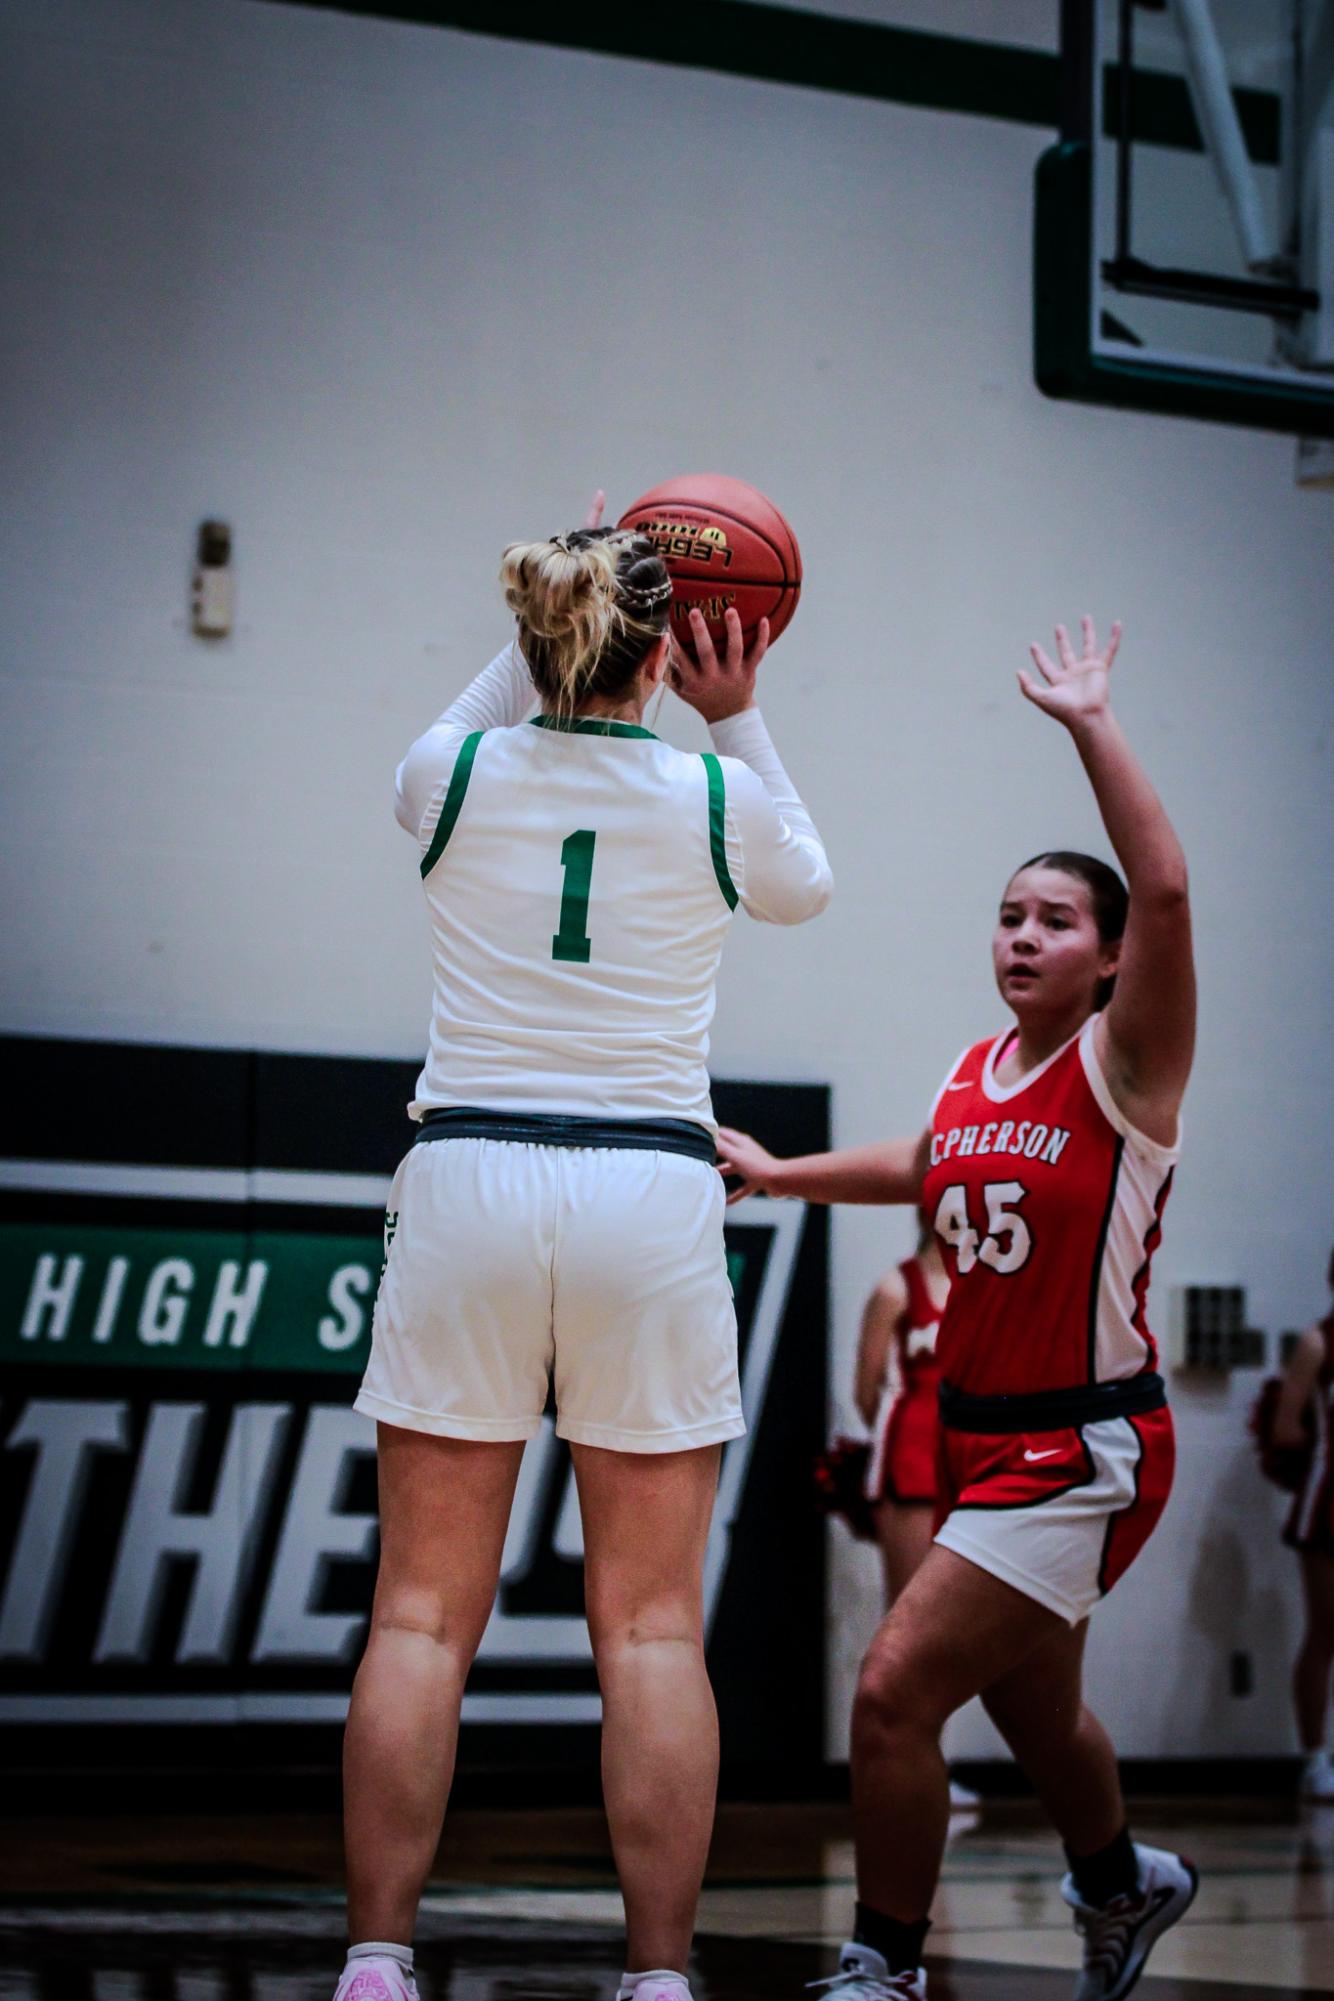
[{"x1": 706, "y1": 706, "x2": 832, "y2": 925}]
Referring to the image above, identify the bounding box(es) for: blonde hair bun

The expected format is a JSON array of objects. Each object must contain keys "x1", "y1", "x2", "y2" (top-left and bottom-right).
[{"x1": 500, "y1": 527, "x2": 672, "y2": 714}]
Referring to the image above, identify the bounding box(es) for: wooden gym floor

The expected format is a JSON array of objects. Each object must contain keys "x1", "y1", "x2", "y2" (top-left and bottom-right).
[{"x1": 1, "y1": 1798, "x2": 1331, "y2": 1999}]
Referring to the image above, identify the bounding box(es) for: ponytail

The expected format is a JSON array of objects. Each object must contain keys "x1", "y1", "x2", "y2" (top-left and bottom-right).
[{"x1": 499, "y1": 527, "x2": 672, "y2": 714}]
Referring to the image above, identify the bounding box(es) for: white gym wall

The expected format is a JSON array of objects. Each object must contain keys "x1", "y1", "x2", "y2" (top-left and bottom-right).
[{"x1": 3, "y1": 0, "x2": 1332, "y2": 1762}]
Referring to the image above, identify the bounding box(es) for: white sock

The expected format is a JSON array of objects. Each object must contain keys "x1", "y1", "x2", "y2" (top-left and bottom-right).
[
  {"x1": 347, "y1": 1944, "x2": 414, "y2": 1975},
  {"x1": 618, "y1": 1975, "x2": 689, "y2": 1996}
]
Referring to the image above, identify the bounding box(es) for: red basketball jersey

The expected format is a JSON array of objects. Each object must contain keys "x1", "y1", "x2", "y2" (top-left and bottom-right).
[
  {"x1": 922, "y1": 1015, "x2": 1178, "y2": 1398},
  {"x1": 895, "y1": 1254, "x2": 945, "y2": 1378},
  {"x1": 866, "y1": 1256, "x2": 945, "y2": 1505}
]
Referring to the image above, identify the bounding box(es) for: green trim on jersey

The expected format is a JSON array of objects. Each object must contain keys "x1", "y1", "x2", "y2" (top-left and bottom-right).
[
  {"x1": 419, "y1": 730, "x2": 483, "y2": 880},
  {"x1": 702, "y1": 753, "x2": 739, "y2": 912},
  {"x1": 530, "y1": 715, "x2": 659, "y2": 740}
]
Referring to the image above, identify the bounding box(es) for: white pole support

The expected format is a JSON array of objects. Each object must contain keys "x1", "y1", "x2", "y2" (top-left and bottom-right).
[{"x1": 1167, "y1": 0, "x2": 1273, "y2": 270}]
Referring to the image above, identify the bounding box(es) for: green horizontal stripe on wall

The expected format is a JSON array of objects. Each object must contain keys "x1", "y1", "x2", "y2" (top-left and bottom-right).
[
  {"x1": 4, "y1": 1222, "x2": 758, "y2": 1376},
  {"x1": 271, "y1": 2, "x2": 1278, "y2": 159},
  {"x1": 3, "y1": 1224, "x2": 383, "y2": 1375}
]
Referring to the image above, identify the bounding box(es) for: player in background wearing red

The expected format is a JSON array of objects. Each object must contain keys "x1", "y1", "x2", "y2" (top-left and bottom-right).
[
  {"x1": 1274, "y1": 1247, "x2": 1334, "y2": 1802},
  {"x1": 854, "y1": 1225, "x2": 977, "y2": 1813},
  {"x1": 720, "y1": 620, "x2": 1197, "y2": 2001},
  {"x1": 855, "y1": 1219, "x2": 948, "y2": 1600}
]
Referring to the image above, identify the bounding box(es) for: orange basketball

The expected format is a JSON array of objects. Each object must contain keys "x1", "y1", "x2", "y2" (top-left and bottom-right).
[{"x1": 617, "y1": 474, "x2": 801, "y2": 659}]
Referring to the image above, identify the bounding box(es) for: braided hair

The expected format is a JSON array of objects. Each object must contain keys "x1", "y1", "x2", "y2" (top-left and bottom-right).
[{"x1": 499, "y1": 527, "x2": 673, "y2": 714}]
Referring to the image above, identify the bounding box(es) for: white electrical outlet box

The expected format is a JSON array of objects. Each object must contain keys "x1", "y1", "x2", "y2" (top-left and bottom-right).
[{"x1": 191, "y1": 520, "x2": 233, "y2": 638}]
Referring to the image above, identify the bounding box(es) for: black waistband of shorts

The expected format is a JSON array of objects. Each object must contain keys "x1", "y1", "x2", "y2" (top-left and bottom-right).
[
  {"x1": 938, "y1": 1372, "x2": 1167, "y2": 1434},
  {"x1": 414, "y1": 1105, "x2": 717, "y2": 1165}
]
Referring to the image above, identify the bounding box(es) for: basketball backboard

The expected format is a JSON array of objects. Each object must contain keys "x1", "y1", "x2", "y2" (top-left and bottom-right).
[{"x1": 1035, "y1": 0, "x2": 1334, "y2": 442}]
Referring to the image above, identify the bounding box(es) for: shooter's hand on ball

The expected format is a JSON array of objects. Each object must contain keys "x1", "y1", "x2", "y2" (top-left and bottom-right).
[
  {"x1": 671, "y1": 606, "x2": 768, "y2": 724},
  {"x1": 715, "y1": 1124, "x2": 785, "y2": 1204}
]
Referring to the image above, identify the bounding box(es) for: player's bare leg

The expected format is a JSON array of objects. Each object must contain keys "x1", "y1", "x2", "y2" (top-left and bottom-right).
[
  {"x1": 871, "y1": 1502, "x2": 982, "y2": 1817},
  {"x1": 1295, "y1": 1550, "x2": 1334, "y2": 1750},
  {"x1": 872, "y1": 1498, "x2": 934, "y2": 1605},
  {"x1": 852, "y1": 1546, "x2": 1062, "y2": 1919},
  {"x1": 343, "y1": 1426, "x2": 525, "y2": 1945},
  {"x1": 574, "y1": 1441, "x2": 722, "y2": 1976},
  {"x1": 1295, "y1": 1550, "x2": 1334, "y2": 1799},
  {"x1": 983, "y1": 1605, "x2": 1198, "y2": 1996},
  {"x1": 981, "y1": 1620, "x2": 1124, "y2": 1853}
]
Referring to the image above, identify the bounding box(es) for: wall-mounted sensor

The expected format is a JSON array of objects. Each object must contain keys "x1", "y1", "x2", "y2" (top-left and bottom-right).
[{"x1": 191, "y1": 520, "x2": 233, "y2": 638}]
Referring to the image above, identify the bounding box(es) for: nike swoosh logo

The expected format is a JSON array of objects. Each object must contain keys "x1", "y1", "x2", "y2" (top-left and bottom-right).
[
  {"x1": 945, "y1": 1081, "x2": 974, "y2": 1091},
  {"x1": 1023, "y1": 1447, "x2": 1063, "y2": 1462}
]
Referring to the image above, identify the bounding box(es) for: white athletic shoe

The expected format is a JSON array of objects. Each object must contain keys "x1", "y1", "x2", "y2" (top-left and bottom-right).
[
  {"x1": 948, "y1": 1777, "x2": 981, "y2": 1810},
  {"x1": 807, "y1": 1942, "x2": 926, "y2": 2000},
  {"x1": 1300, "y1": 1750, "x2": 1334, "y2": 1802},
  {"x1": 333, "y1": 1961, "x2": 418, "y2": 2001},
  {"x1": 1059, "y1": 1843, "x2": 1198, "y2": 2001},
  {"x1": 616, "y1": 1974, "x2": 693, "y2": 2001}
]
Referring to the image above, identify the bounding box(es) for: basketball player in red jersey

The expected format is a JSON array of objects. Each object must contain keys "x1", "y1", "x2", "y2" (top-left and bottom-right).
[
  {"x1": 1274, "y1": 1247, "x2": 1334, "y2": 1802},
  {"x1": 855, "y1": 1225, "x2": 979, "y2": 1813},
  {"x1": 720, "y1": 619, "x2": 1196, "y2": 2000},
  {"x1": 856, "y1": 1219, "x2": 948, "y2": 1599}
]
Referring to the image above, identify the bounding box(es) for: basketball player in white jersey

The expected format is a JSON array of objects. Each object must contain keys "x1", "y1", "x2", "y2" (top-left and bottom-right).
[{"x1": 332, "y1": 496, "x2": 831, "y2": 2001}]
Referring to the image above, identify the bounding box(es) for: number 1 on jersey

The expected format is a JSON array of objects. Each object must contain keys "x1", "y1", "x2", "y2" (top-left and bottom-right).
[{"x1": 553, "y1": 829, "x2": 597, "y2": 963}]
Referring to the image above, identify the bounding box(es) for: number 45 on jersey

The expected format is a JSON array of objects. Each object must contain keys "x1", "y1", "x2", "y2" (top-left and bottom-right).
[{"x1": 935, "y1": 1182, "x2": 1032, "y2": 1274}]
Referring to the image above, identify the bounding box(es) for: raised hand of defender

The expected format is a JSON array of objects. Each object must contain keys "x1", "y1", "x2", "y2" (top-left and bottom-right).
[
  {"x1": 671, "y1": 606, "x2": 768, "y2": 725},
  {"x1": 715, "y1": 1124, "x2": 782, "y2": 1205},
  {"x1": 1018, "y1": 615, "x2": 1121, "y2": 730},
  {"x1": 583, "y1": 489, "x2": 606, "y2": 529}
]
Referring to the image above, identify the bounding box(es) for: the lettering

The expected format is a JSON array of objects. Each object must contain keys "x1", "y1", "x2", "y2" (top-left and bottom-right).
[
  {"x1": 201, "y1": 1259, "x2": 268, "y2": 1350},
  {"x1": 638, "y1": 518, "x2": 733, "y2": 567},
  {"x1": 138, "y1": 1259, "x2": 194, "y2": 1346},
  {"x1": 20, "y1": 1255, "x2": 84, "y2": 1342},
  {"x1": 95, "y1": 1403, "x2": 290, "y2": 1663},
  {"x1": 675, "y1": 592, "x2": 737, "y2": 624},
  {"x1": 0, "y1": 1402, "x2": 131, "y2": 1658},
  {"x1": 91, "y1": 1257, "x2": 131, "y2": 1344},
  {"x1": 253, "y1": 1409, "x2": 377, "y2": 1663},
  {"x1": 318, "y1": 1265, "x2": 373, "y2": 1352},
  {"x1": 931, "y1": 1120, "x2": 1071, "y2": 1168}
]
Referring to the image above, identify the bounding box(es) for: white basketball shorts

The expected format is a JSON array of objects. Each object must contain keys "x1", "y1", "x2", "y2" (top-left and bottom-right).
[
  {"x1": 355, "y1": 1137, "x2": 744, "y2": 1453},
  {"x1": 933, "y1": 1405, "x2": 1175, "y2": 1625}
]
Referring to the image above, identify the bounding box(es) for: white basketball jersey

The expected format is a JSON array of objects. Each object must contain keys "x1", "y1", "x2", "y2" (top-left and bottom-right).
[
  {"x1": 414, "y1": 716, "x2": 740, "y2": 1124},
  {"x1": 396, "y1": 644, "x2": 831, "y2": 1131}
]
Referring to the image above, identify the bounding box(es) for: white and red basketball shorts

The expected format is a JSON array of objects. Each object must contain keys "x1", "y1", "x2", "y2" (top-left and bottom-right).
[{"x1": 933, "y1": 1398, "x2": 1174, "y2": 1625}]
